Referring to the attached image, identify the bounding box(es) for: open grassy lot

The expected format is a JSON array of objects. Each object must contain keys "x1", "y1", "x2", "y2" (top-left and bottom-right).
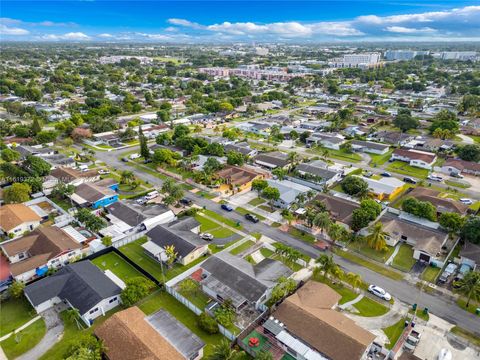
[
  {"x1": 308, "y1": 146, "x2": 362, "y2": 163},
  {"x1": 92, "y1": 251, "x2": 146, "y2": 282},
  {"x1": 138, "y1": 290, "x2": 226, "y2": 357},
  {"x1": 230, "y1": 240, "x2": 255, "y2": 255},
  {"x1": 334, "y1": 249, "x2": 404, "y2": 281},
  {"x1": 288, "y1": 227, "x2": 316, "y2": 244},
  {"x1": 383, "y1": 318, "x2": 408, "y2": 349},
  {"x1": 391, "y1": 244, "x2": 417, "y2": 272},
  {"x1": 348, "y1": 242, "x2": 395, "y2": 263},
  {"x1": 368, "y1": 149, "x2": 393, "y2": 166},
  {"x1": 1, "y1": 318, "x2": 46, "y2": 359},
  {"x1": 353, "y1": 297, "x2": 389, "y2": 317},
  {"x1": 386, "y1": 161, "x2": 429, "y2": 179},
  {"x1": 235, "y1": 206, "x2": 266, "y2": 220},
  {"x1": 0, "y1": 298, "x2": 37, "y2": 337}
]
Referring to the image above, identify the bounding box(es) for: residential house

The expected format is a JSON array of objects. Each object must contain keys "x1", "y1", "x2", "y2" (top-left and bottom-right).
[
  {"x1": 42, "y1": 154, "x2": 76, "y2": 169},
  {"x1": 459, "y1": 242, "x2": 480, "y2": 270},
  {"x1": 306, "y1": 133, "x2": 345, "y2": 150},
  {"x1": 391, "y1": 148, "x2": 437, "y2": 169},
  {"x1": 371, "y1": 131, "x2": 413, "y2": 146},
  {"x1": 299, "y1": 120, "x2": 331, "y2": 132},
  {"x1": 70, "y1": 181, "x2": 119, "y2": 209},
  {"x1": 15, "y1": 145, "x2": 56, "y2": 159},
  {"x1": 142, "y1": 217, "x2": 207, "y2": 266},
  {"x1": 294, "y1": 160, "x2": 342, "y2": 187},
  {"x1": 266, "y1": 179, "x2": 313, "y2": 209},
  {"x1": 350, "y1": 140, "x2": 390, "y2": 155},
  {"x1": 215, "y1": 165, "x2": 265, "y2": 193},
  {"x1": 265, "y1": 281, "x2": 376, "y2": 360},
  {"x1": 254, "y1": 151, "x2": 290, "y2": 170},
  {"x1": 95, "y1": 306, "x2": 205, "y2": 360},
  {"x1": 24, "y1": 261, "x2": 121, "y2": 325},
  {"x1": 224, "y1": 142, "x2": 258, "y2": 158},
  {"x1": 378, "y1": 212, "x2": 449, "y2": 266},
  {"x1": 0, "y1": 204, "x2": 41, "y2": 239},
  {"x1": 312, "y1": 194, "x2": 360, "y2": 229},
  {"x1": 406, "y1": 187, "x2": 469, "y2": 216},
  {"x1": 200, "y1": 252, "x2": 292, "y2": 311},
  {"x1": 191, "y1": 154, "x2": 227, "y2": 171},
  {"x1": 1, "y1": 226, "x2": 83, "y2": 282},
  {"x1": 50, "y1": 167, "x2": 100, "y2": 187},
  {"x1": 353, "y1": 175, "x2": 405, "y2": 201},
  {"x1": 440, "y1": 159, "x2": 480, "y2": 176}
]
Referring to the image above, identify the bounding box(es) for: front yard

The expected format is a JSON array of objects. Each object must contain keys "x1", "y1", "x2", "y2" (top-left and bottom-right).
[
  {"x1": 348, "y1": 242, "x2": 395, "y2": 263},
  {"x1": 287, "y1": 227, "x2": 316, "y2": 244},
  {"x1": 391, "y1": 244, "x2": 417, "y2": 272},
  {"x1": 383, "y1": 318, "x2": 408, "y2": 349},
  {"x1": 352, "y1": 297, "x2": 389, "y2": 317},
  {"x1": 0, "y1": 298, "x2": 37, "y2": 337},
  {"x1": 1, "y1": 318, "x2": 46, "y2": 359},
  {"x1": 385, "y1": 160, "x2": 429, "y2": 179},
  {"x1": 368, "y1": 149, "x2": 394, "y2": 166}
]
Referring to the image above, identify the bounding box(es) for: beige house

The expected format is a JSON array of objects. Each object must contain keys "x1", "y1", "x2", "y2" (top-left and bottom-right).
[{"x1": 0, "y1": 204, "x2": 41, "y2": 239}]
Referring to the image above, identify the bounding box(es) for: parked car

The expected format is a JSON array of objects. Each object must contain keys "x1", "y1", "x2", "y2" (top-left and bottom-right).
[
  {"x1": 98, "y1": 169, "x2": 110, "y2": 175},
  {"x1": 179, "y1": 198, "x2": 193, "y2": 206},
  {"x1": 245, "y1": 213, "x2": 259, "y2": 223},
  {"x1": 221, "y1": 203, "x2": 233, "y2": 211},
  {"x1": 121, "y1": 157, "x2": 129, "y2": 162},
  {"x1": 136, "y1": 197, "x2": 147, "y2": 205},
  {"x1": 438, "y1": 263, "x2": 458, "y2": 284},
  {"x1": 404, "y1": 329, "x2": 421, "y2": 351},
  {"x1": 145, "y1": 190, "x2": 159, "y2": 200},
  {"x1": 368, "y1": 285, "x2": 392, "y2": 301},
  {"x1": 403, "y1": 177, "x2": 417, "y2": 184},
  {"x1": 364, "y1": 171, "x2": 373, "y2": 178},
  {"x1": 427, "y1": 174, "x2": 443, "y2": 182},
  {"x1": 450, "y1": 172, "x2": 464, "y2": 179},
  {"x1": 143, "y1": 159, "x2": 152, "y2": 164},
  {"x1": 460, "y1": 198, "x2": 473, "y2": 205},
  {"x1": 129, "y1": 153, "x2": 141, "y2": 160},
  {"x1": 200, "y1": 233, "x2": 213, "y2": 241},
  {"x1": 380, "y1": 172, "x2": 392, "y2": 177}
]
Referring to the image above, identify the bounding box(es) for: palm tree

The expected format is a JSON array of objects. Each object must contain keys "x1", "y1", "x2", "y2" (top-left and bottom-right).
[
  {"x1": 256, "y1": 351, "x2": 274, "y2": 360},
  {"x1": 282, "y1": 212, "x2": 295, "y2": 226},
  {"x1": 312, "y1": 212, "x2": 331, "y2": 233},
  {"x1": 66, "y1": 307, "x2": 82, "y2": 329},
  {"x1": 454, "y1": 271, "x2": 480, "y2": 308},
  {"x1": 208, "y1": 339, "x2": 245, "y2": 360},
  {"x1": 365, "y1": 222, "x2": 389, "y2": 252},
  {"x1": 327, "y1": 223, "x2": 349, "y2": 244},
  {"x1": 287, "y1": 152, "x2": 299, "y2": 169},
  {"x1": 346, "y1": 272, "x2": 363, "y2": 291},
  {"x1": 321, "y1": 148, "x2": 330, "y2": 160},
  {"x1": 315, "y1": 254, "x2": 339, "y2": 280},
  {"x1": 164, "y1": 245, "x2": 178, "y2": 267},
  {"x1": 120, "y1": 170, "x2": 135, "y2": 185}
]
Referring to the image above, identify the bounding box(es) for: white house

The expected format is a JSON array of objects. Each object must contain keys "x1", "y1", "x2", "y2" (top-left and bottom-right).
[
  {"x1": 391, "y1": 148, "x2": 437, "y2": 169},
  {"x1": 266, "y1": 179, "x2": 313, "y2": 209},
  {"x1": 0, "y1": 204, "x2": 41, "y2": 239}
]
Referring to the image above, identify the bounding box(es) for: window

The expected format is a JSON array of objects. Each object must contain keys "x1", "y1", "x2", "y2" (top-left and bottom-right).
[
  {"x1": 18, "y1": 253, "x2": 25, "y2": 260},
  {"x1": 401, "y1": 235, "x2": 408, "y2": 241},
  {"x1": 109, "y1": 297, "x2": 117, "y2": 303},
  {"x1": 89, "y1": 308, "x2": 98, "y2": 315}
]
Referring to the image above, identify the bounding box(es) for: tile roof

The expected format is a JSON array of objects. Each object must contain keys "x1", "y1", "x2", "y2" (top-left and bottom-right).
[
  {"x1": 407, "y1": 187, "x2": 469, "y2": 215},
  {"x1": 444, "y1": 158, "x2": 480, "y2": 172},
  {"x1": 0, "y1": 204, "x2": 41, "y2": 232}
]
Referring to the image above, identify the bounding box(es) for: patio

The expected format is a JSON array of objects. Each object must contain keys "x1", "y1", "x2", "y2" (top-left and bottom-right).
[{"x1": 240, "y1": 327, "x2": 286, "y2": 360}]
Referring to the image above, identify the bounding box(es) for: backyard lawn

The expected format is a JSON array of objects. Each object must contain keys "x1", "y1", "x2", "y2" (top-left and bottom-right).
[
  {"x1": 138, "y1": 290, "x2": 226, "y2": 357},
  {"x1": 118, "y1": 238, "x2": 165, "y2": 281},
  {"x1": 176, "y1": 280, "x2": 211, "y2": 310},
  {"x1": 391, "y1": 244, "x2": 416, "y2": 272},
  {"x1": 353, "y1": 297, "x2": 390, "y2": 317},
  {"x1": 386, "y1": 161, "x2": 429, "y2": 179},
  {"x1": 383, "y1": 318, "x2": 408, "y2": 349},
  {"x1": 91, "y1": 252, "x2": 145, "y2": 282},
  {"x1": 230, "y1": 240, "x2": 255, "y2": 255},
  {"x1": 1, "y1": 318, "x2": 46, "y2": 359},
  {"x1": 0, "y1": 298, "x2": 37, "y2": 337}
]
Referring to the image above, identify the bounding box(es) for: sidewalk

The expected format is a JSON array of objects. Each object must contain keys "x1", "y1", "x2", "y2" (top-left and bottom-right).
[{"x1": 0, "y1": 316, "x2": 41, "y2": 342}]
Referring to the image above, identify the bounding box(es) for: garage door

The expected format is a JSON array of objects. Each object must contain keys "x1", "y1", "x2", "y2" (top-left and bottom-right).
[{"x1": 419, "y1": 253, "x2": 430, "y2": 262}]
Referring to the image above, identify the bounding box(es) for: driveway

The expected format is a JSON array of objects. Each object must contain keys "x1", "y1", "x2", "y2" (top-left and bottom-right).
[
  {"x1": 457, "y1": 134, "x2": 474, "y2": 144},
  {"x1": 17, "y1": 309, "x2": 64, "y2": 360}
]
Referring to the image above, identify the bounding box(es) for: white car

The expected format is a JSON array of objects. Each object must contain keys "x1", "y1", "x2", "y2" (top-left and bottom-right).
[
  {"x1": 129, "y1": 153, "x2": 141, "y2": 160},
  {"x1": 200, "y1": 233, "x2": 213, "y2": 241},
  {"x1": 427, "y1": 174, "x2": 443, "y2": 182},
  {"x1": 98, "y1": 169, "x2": 110, "y2": 175},
  {"x1": 460, "y1": 198, "x2": 473, "y2": 205},
  {"x1": 368, "y1": 285, "x2": 392, "y2": 301}
]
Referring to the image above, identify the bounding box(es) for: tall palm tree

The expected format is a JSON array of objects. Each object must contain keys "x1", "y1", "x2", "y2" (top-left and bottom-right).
[
  {"x1": 208, "y1": 339, "x2": 245, "y2": 360},
  {"x1": 365, "y1": 222, "x2": 389, "y2": 252},
  {"x1": 315, "y1": 254, "x2": 339, "y2": 280},
  {"x1": 66, "y1": 307, "x2": 82, "y2": 329},
  {"x1": 454, "y1": 271, "x2": 480, "y2": 308},
  {"x1": 312, "y1": 212, "x2": 331, "y2": 233},
  {"x1": 287, "y1": 152, "x2": 299, "y2": 169},
  {"x1": 346, "y1": 272, "x2": 363, "y2": 291},
  {"x1": 327, "y1": 223, "x2": 349, "y2": 244}
]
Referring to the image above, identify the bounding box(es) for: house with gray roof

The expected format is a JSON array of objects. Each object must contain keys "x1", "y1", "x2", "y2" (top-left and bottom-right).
[
  {"x1": 294, "y1": 160, "x2": 342, "y2": 187},
  {"x1": 351, "y1": 140, "x2": 390, "y2": 155},
  {"x1": 224, "y1": 142, "x2": 258, "y2": 157},
  {"x1": 24, "y1": 261, "x2": 122, "y2": 326},
  {"x1": 266, "y1": 179, "x2": 313, "y2": 209},
  {"x1": 254, "y1": 151, "x2": 290, "y2": 170},
  {"x1": 306, "y1": 133, "x2": 345, "y2": 150}
]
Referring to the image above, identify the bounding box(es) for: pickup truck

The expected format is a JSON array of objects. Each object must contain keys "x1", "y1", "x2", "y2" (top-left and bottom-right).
[{"x1": 404, "y1": 329, "x2": 421, "y2": 351}]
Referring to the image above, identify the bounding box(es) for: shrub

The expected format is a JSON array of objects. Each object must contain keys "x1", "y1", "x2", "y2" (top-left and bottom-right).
[{"x1": 197, "y1": 312, "x2": 219, "y2": 334}]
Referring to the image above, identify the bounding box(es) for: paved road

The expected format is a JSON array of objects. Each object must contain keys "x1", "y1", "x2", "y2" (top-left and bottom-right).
[{"x1": 95, "y1": 146, "x2": 480, "y2": 335}]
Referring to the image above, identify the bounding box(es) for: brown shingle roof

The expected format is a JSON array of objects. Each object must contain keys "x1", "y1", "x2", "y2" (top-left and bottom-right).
[
  {"x1": 50, "y1": 167, "x2": 98, "y2": 183},
  {"x1": 444, "y1": 159, "x2": 480, "y2": 172},
  {"x1": 0, "y1": 204, "x2": 41, "y2": 232},
  {"x1": 1, "y1": 227, "x2": 81, "y2": 276},
  {"x1": 312, "y1": 194, "x2": 360, "y2": 227},
  {"x1": 215, "y1": 165, "x2": 262, "y2": 186},
  {"x1": 273, "y1": 282, "x2": 375, "y2": 360},
  {"x1": 94, "y1": 306, "x2": 183, "y2": 360},
  {"x1": 407, "y1": 187, "x2": 469, "y2": 215}
]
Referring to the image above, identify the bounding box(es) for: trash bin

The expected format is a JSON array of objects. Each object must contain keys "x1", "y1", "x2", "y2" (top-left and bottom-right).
[
  {"x1": 412, "y1": 303, "x2": 417, "y2": 311},
  {"x1": 423, "y1": 307, "x2": 429, "y2": 314},
  {"x1": 476, "y1": 308, "x2": 480, "y2": 315}
]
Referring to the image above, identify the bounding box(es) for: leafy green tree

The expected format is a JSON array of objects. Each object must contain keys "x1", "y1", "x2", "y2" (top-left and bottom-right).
[
  {"x1": 24, "y1": 177, "x2": 43, "y2": 193},
  {"x1": 402, "y1": 197, "x2": 436, "y2": 221},
  {"x1": 272, "y1": 167, "x2": 287, "y2": 180},
  {"x1": 1, "y1": 148, "x2": 21, "y2": 162},
  {"x1": 314, "y1": 254, "x2": 340, "y2": 280},
  {"x1": 172, "y1": 124, "x2": 190, "y2": 140},
  {"x1": 251, "y1": 179, "x2": 268, "y2": 194},
  {"x1": 454, "y1": 271, "x2": 480, "y2": 308},
  {"x1": 121, "y1": 277, "x2": 155, "y2": 306},
  {"x1": 32, "y1": 117, "x2": 43, "y2": 134},
  {"x1": 214, "y1": 299, "x2": 236, "y2": 328},
  {"x1": 24, "y1": 155, "x2": 51, "y2": 176},
  {"x1": 205, "y1": 143, "x2": 224, "y2": 157},
  {"x1": 207, "y1": 339, "x2": 245, "y2": 360},
  {"x1": 439, "y1": 212, "x2": 465, "y2": 234},
  {"x1": 457, "y1": 144, "x2": 480, "y2": 162},
  {"x1": 51, "y1": 182, "x2": 75, "y2": 199},
  {"x1": 429, "y1": 110, "x2": 459, "y2": 134},
  {"x1": 203, "y1": 157, "x2": 223, "y2": 174},
  {"x1": 226, "y1": 150, "x2": 244, "y2": 166},
  {"x1": 262, "y1": 186, "x2": 280, "y2": 207},
  {"x1": 64, "y1": 334, "x2": 105, "y2": 360},
  {"x1": 341, "y1": 176, "x2": 368, "y2": 197},
  {"x1": 461, "y1": 217, "x2": 480, "y2": 244},
  {"x1": 164, "y1": 244, "x2": 178, "y2": 266},
  {"x1": 9, "y1": 280, "x2": 25, "y2": 299},
  {"x1": 35, "y1": 130, "x2": 58, "y2": 144},
  {"x1": 4, "y1": 183, "x2": 31, "y2": 203},
  {"x1": 351, "y1": 208, "x2": 373, "y2": 232},
  {"x1": 365, "y1": 222, "x2": 389, "y2": 252},
  {"x1": 101, "y1": 236, "x2": 112, "y2": 247},
  {"x1": 269, "y1": 277, "x2": 297, "y2": 305},
  {"x1": 197, "y1": 312, "x2": 219, "y2": 334},
  {"x1": 393, "y1": 109, "x2": 419, "y2": 132},
  {"x1": 360, "y1": 199, "x2": 382, "y2": 221},
  {"x1": 139, "y1": 126, "x2": 150, "y2": 159}
]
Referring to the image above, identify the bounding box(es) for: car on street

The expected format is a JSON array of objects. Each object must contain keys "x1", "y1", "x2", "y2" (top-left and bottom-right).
[
  {"x1": 121, "y1": 157, "x2": 129, "y2": 162},
  {"x1": 129, "y1": 153, "x2": 141, "y2": 160},
  {"x1": 450, "y1": 172, "x2": 464, "y2": 179},
  {"x1": 364, "y1": 171, "x2": 373, "y2": 178},
  {"x1": 368, "y1": 285, "x2": 392, "y2": 301},
  {"x1": 98, "y1": 169, "x2": 110, "y2": 175},
  {"x1": 199, "y1": 233, "x2": 213, "y2": 241},
  {"x1": 460, "y1": 198, "x2": 473, "y2": 205},
  {"x1": 427, "y1": 174, "x2": 443, "y2": 182},
  {"x1": 179, "y1": 198, "x2": 193, "y2": 206},
  {"x1": 245, "y1": 213, "x2": 259, "y2": 223},
  {"x1": 380, "y1": 172, "x2": 392, "y2": 177},
  {"x1": 221, "y1": 203, "x2": 233, "y2": 211},
  {"x1": 403, "y1": 177, "x2": 417, "y2": 184}
]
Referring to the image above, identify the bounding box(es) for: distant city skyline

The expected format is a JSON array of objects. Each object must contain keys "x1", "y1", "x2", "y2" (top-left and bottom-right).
[{"x1": 1, "y1": 1, "x2": 480, "y2": 42}]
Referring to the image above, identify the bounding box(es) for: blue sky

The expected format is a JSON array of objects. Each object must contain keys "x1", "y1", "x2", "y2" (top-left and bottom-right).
[{"x1": 1, "y1": 1, "x2": 480, "y2": 42}]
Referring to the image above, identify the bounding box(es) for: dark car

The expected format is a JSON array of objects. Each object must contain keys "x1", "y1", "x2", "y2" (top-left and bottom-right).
[
  {"x1": 121, "y1": 157, "x2": 129, "y2": 162},
  {"x1": 403, "y1": 177, "x2": 417, "y2": 184},
  {"x1": 381, "y1": 172, "x2": 392, "y2": 177},
  {"x1": 245, "y1": 213, "x2": 259, "y2": 223},
  {"x1": 179, "y1": 198, "x2": 193, "y2": 206},
  {"x1": 221, "y1": 203, "x2": 233, "y2": 211}
]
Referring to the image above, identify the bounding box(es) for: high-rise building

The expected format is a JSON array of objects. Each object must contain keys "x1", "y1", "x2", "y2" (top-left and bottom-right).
[
  {"x1": 384, "y1": 50, "x2": 430, "y2": 61},
  {"x1": 329, "y1": 53, "x2": 382, "y2": 69}
]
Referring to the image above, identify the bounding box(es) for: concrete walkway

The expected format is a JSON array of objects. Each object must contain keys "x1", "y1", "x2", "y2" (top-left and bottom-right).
[
  {"x1": 385, "y1": 242, "x2": 401, "y2": 266},
  {"x1": 338, "y1": 294, "x2": 364, "y2": 310},
  {"x1": 17, "y1": 309, "x2": 64, "y2": 360},
  {"x1": 0, "y1": 316, "x2": 42, "y2": 342},
  {"x1": 457, "y1": 134, "x2": 474, "y2": 144},
  {"x1": 346, "y1": 298, "x2": 407, "y2": 330}
]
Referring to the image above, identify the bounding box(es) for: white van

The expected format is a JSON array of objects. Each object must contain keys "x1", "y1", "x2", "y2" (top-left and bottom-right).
[
  {"x1": 78, "y1": 164, "x2": 89, "y2": 171},
  {"x1": 145, "y1": 190, "x2": 159, "y2": 200},
  {"x1": 129, "y1": 153, "x2": 141, "y2": 160}
]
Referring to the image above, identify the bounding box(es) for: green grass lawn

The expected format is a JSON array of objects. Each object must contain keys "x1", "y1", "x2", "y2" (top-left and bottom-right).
[
  {"x1": 1, "y1": 318, "x2": 46, "y2": 359},
  {"x1": 386, "y1": 161, "x2": 429, "y2": 179},
  {"x1": 334, "y1": 249, "x2": 404, "y2": 281},
  {"x1": 259, "y1": 205, "x2": 276, "y2": 213},
  {"x1": 260, "y1": 248, "x2": 274, "y2": 258},
  {"x1": 369, "y1": 149, "x2": 393, "y2": 166},
  {"x1": 118, "y1": 238, "x2": 165, "y2": 281},
  {"x1": 313, "y1": 277, "x2": 359, "y2": 305},
  {"x1": 194, "y1": 213, "x2": 235, "y2": 238},
  {"x1": 288, "y1": 227, "x2": 316, "y2": 244},
  {"x1": 271, "y1": 242, "x2": 311, "y2": 263},
  {"x1": 391, "y1": 244, "x2": 417, "y2": 272},
  {"x1": 199, "y1": 209, "x2": 243, "y2": 229},
  {"x1": 138, "y1": 290, "x2": 226, "y2": 357},
  {"x1": 91, "y1": 252, "x2": 146, "y2": 282},
  {"x1": 353, "y1": 297, "x2": 389, "y2": 317},
  {"x1": 165, "y1": 255, "x2": 210, "y2": 280},
  {"x1": 383, "y1": 318, "x2": 408, "y2": 349},
  {"x1": 409, "y1": 309, "x2": 429, "y2": 322},
  {"x1": 444, "y1": 180, "x2": 471, "y2": 189},
  {"x1": 235, "y1": 207, "x2": 266, "y2": 220},
  {"x1": 308, "y1": 146, "x2": 362, "y2": 163},
  {"x1": 229, "y1": 240, "x2": 255, "y2": 255},
  {"x1": 248, "y1": 197, "x2": 266, "y2": 206},
  {"x1": 0, "y1": 298, "x2": 37, "y2": 337},
  {"x1": 348, "y1": 242, "x2": 395, "y2": 263},
  {"x1": 177, "y1": 280, "x2": 211, "y2": 310},
  {"x1": 456, "y1": 297, "x2": 480, "y2": 315}
]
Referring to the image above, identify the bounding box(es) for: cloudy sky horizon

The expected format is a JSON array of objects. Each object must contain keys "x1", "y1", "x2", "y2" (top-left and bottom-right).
[{"x1": 1, "y1": 1, "x2": 480, "y2": 43}]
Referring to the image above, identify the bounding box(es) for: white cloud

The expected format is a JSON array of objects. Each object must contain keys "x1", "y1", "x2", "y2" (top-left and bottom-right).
[
  {"x1": 42, "y1": 32, "x2": 91, "y2": 41},
  {"x1": 1, "y1": 17, "x2": 76, "y2": 27},
  {"x1": 98, "y1": 33, "x2": 114, "y2": 38},
  {"x1": 0, "y1": 24, "x2": 29, "y2": 35},
  {"x1": 385, "y1": 26, "x2": 436, "y2": 34}
]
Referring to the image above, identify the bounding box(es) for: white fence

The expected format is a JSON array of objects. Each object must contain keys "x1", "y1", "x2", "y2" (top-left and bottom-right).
[{"x1": 112, "y1": 230, "x2": 148, "y2": 248}]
